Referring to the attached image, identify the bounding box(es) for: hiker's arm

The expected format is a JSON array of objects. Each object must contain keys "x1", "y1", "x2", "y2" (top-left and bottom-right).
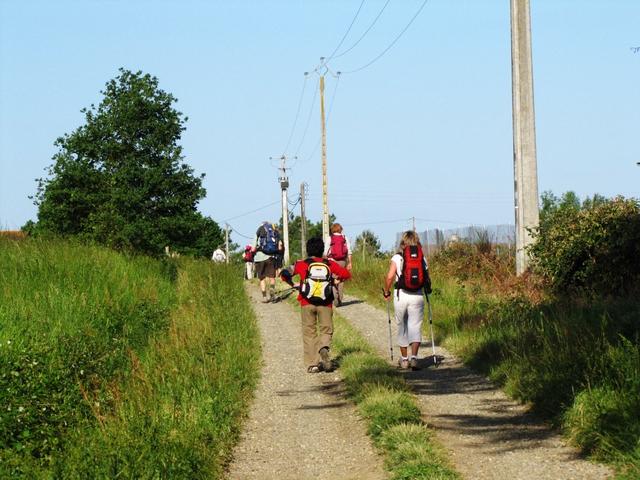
[
  {"x1": 383, "y1": 261, "x2": 397, "y2": 300},
  {"x1": 331, "y1": 261, "x2": 351, "y2": 282}
]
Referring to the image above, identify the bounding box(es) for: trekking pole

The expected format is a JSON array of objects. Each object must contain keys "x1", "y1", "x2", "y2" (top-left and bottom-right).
[
  {"x1": 382, "y1": 289, "x2": 394, "y2": 361},
  {"x1": 425, "y1": 293, "x2": 438, "y2": 366}
]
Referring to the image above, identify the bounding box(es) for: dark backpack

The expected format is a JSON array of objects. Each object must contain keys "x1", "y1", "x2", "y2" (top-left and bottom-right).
[
  {"x1": 257, "y1": 223, "x2": 279, "y2": 255},
  {"x1": 329, "y1": 234, "x2": 348, "y2": 261},
  {"x1": 300, "y1": 259, "x2": 334, "y2": 305},
  {"x1": 396, "y1": 245, "x2": 427, "y2": 292}
]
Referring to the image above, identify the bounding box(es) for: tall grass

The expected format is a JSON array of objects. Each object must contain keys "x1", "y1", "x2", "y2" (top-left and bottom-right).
[{"x1": 0, "y1": 238, "x2": 259, "y2": 478}]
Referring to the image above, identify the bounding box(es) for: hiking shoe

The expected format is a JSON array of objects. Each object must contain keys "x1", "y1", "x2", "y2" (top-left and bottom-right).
[
  {"x1": 307, "y1": 365, "x2": 320, "y2": 373},
  {"x1": 410, "y1": 357, "x2": 420, "y2": 370},
  {"x1": 319, "y1": 347, "x2": 332, "y2": 372},
  {"x1": 398, "y1": 357, "x2": 409, "y2": 369}
]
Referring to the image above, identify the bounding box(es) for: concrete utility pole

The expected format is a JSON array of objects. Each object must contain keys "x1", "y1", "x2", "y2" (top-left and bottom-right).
[
  {"x1": 511, "y1": 0, "x2": 540, "y2": 275},
  {"x1": 224, "y1": 223, "x2": 230, "y2": 264},
  {"x1": 277, "y1": 155, "x2": 291, "y2": 266},
  {"x1": 300, "y1": 182, "x2": 308, "y2": 258},
  {"x1": 319, "y1": 74, "x2": 330, "y2": 241}
]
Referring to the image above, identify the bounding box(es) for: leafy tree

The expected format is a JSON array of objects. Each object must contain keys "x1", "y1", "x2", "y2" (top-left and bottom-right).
[
  {"x1": 530, "y1": 194, "x2": 640, "y2": 295},
  {"x1": 30, "y1": 69, "x2": 222, "y2": 256},
  {"x1": 354, "y1": 229, "x2": 382, "y2": 259}
]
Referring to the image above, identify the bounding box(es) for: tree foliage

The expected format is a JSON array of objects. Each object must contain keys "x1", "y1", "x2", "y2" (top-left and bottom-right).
[
  {"x1": 30, "y1": 69, "x2": 222, "y2": 256},
  {"x1": 354, "y1": 229, "x2": 382, "y2": 258},
  {"x1": 530, "y1": 193, "x2": 640, "y2": 295}
]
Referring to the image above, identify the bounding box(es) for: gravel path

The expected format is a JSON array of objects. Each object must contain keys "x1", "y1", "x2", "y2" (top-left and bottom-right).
[
  {"x1": 226, "y1": 285, "x2": 387, "y2": 480},
  {"x1": 337, "y1": 295, "x2": 613, "y2": 480}
]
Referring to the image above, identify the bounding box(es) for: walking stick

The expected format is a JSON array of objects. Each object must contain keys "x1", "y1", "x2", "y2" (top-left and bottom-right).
[
  {"x1": 425, "y1": 292, "x2": 438, "y2": 366},
  {"x1": 382, "y1": 289, "x2": 394, "y2": 361}
]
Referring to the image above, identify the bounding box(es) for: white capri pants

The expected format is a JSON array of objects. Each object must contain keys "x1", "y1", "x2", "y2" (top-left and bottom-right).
[{"x1": 393, "y1": 289, "x2": 424, "y2": 347}]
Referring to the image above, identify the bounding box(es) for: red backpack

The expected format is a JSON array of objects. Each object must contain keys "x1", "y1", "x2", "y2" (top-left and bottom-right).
[
  {"x1": 396, "y1": 245, "x2": 427, "y2": 292},
  {"x1": 329, "y1": 235, "x2": 348, "y2": 261}
]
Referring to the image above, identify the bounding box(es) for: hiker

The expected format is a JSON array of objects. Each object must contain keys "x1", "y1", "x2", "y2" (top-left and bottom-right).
[
  {"x1": 253, "y1": 221, "x2": 283, "y2": 302},
  {"x1": 280, "y1": 236, "x2": 351, "y2": 373},
  {"x1": 382, "y1": 230, "x2": 432, "y2": 370},
  {"x1": 324, "y1": 222, "x2": 352, "y2": 307},
  {"x1": 242, "y1": 244, "x2": 254, "y2": 279},
  {"x1": 211, "y1": 247, "x2": 226, "y2": 263}
]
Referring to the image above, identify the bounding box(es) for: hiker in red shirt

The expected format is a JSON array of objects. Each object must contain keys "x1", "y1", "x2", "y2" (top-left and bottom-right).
[{"x1": 281, "y1": 237, "x2": 351, "y2": 373}]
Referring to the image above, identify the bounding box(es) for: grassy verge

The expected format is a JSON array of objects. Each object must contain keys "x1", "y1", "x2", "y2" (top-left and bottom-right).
[
  {"x1": 346, "y1": 255, "x2": 640, "y2": 478},
  {"x1": 0, "y1": 238, "x2": 259, "y2": 478},
  {"x1": 331, "y1": 313, "x2": 459, "y2": 480}
]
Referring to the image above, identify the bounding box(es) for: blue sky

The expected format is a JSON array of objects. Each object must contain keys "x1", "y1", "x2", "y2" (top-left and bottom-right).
[{"x1": 1, "y1": 0, "x2": 638, "y2": 249}]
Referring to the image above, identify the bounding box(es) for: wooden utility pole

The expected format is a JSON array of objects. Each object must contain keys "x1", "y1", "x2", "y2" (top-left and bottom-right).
[
  {"x1": 320, "y1": 74, "x2": 330, "y2": 241},
  {"x1": 278, "y1": 155, "x2": 291, "y2": 266},
  {"x1": 511, "y1": 0, "x2": 540, "y2": 275},
  {"x1": 224, "y1": 223, "x2": 230, "y2": 264},
  {"x1": 300, "y1": 182, "x2": 307, "y2": 258}
]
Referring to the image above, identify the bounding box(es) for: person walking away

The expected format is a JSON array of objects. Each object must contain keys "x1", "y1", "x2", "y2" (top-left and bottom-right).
[
  {"x1": 211, "y1": 247, "x2": 226, "y2": 263},
  {"x1": 242, "y1": 244, "x2": 254, "y2": 279},
  {"x1": 273, "y1": 225, "x2": 285, "y2": 275},
  {"x1": 253, "y1": 221, "x2": 282, "y2": 302},
  {"x1": 382, "y1": 230, "x2": 432, "y2": 370},
  {"x1": 280, "y1": 237, "x2": 351, "y2": 373},
  {"x1": 324, "y1": 223, "x2": 352, "y2": 307}
]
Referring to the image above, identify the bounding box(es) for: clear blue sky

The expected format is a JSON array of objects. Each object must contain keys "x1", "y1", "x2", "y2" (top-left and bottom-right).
[{"x1": 1, "y1": 0, "x2": 638, "y2": 250}]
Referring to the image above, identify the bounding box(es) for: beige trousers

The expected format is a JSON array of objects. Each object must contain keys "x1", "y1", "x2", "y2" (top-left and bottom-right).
[
  {"x1": 332, "y1": 259, "x2": 347, "y2": 304},
  {"x1": 301, "y1": 304, "x2": 333, "y2": 367}
]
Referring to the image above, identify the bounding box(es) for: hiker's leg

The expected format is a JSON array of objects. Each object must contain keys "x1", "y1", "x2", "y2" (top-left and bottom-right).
[
  {"x1": 317, "y1": 305, "x2": 334, "y2": 351},
  {"x1": 394, "y1": 291, "x2": 410, "y2": 351},
  {"x1": 301, "y1": 305, "x2": 320, "y2": 367},
  {"x1": 407, "y1": 294, "x2": 424, "y2": 356}
]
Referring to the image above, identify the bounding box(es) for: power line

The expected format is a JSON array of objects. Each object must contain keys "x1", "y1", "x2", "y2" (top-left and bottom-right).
[
  {"x1": 330, "y1": 0, "x2": 392, "y2": 60},
  {"x1": 294, "y1": 74, "x2": 341, "y2": 166},
  {"x1": 340, "y1": 0, "x2": 430, "y2": 75},
  {"x1": 282, "y1": 73, "x2": 309, "y2": 155},
  {"x1": 226, "y1": 223, "x2": 253, "y2": 240},
  {"x1": 293, "y1": 76, "x2": 320, "y2": 158},
  {"x1": 222, "y1": 200, "x2": 280, "y2": 222},
  {"x1": 326, "y1": 0, "x2": 367, "y2": 61}
]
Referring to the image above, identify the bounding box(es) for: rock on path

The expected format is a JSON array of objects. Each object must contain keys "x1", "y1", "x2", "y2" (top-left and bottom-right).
[
  {"x1": 226, "y1": 286, "x2": 387, "y2": 480},
  {"x1": 337, "y1": 295, "x2": 612, "y2": 480}
]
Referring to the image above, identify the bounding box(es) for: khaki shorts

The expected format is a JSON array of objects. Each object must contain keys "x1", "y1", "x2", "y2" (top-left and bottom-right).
[{"x1": 255, "y1": 257, "x2": 276, "y2": 280}]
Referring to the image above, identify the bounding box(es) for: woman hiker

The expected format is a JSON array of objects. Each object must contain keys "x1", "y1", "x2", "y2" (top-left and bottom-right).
[{"x1": 382, "y1": 230, "x2": 432, "y2": 370}]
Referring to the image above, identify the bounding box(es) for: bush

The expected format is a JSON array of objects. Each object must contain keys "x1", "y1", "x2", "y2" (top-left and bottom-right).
[{"x1": 529, "y1": 196, "x2": 640, "y2": 295}]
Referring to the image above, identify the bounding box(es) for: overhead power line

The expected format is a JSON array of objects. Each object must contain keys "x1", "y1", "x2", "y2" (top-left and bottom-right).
[
  {"x1": 223, "y1": 200, "x2": 280, "y2": 222},
  {"x1": 341, "y1": 0, "x2": 430, "y2": 74},
  {"x1": 326, "y1": 0, "x2": 367, "y2": 61},
  {"x1": 294, "y1": 74, "x2": 341, "y2": 167},
  {"x1": 282, "y1": 73, "x2": 309, "y2": 155},
  {"x1": 293, "y1": 76, "x2": 320, "y2": 157},
  {"x1": 330, "y1": 0, "x2": 392, "y2": 60}
]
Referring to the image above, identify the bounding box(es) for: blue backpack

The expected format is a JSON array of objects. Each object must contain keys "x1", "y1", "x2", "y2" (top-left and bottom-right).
[{"x1": 257, "y1": 223, "x2": 279, "y2": 255}]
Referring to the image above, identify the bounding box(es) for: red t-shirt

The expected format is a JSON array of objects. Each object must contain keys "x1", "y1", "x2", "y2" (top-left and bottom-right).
[{"x1": 291, "y1": 257, "x2": 351, "y2": 307}]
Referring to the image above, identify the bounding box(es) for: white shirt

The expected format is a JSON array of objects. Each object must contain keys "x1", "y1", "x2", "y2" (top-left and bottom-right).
[{"x1": 212, "y1": 249, "x2": 226, "y2": 262}]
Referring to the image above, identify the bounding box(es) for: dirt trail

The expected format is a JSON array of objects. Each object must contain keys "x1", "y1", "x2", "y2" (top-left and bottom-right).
[
  {"x1": 337, "y1": 295, "x2": 612, "y2": 480},
  {"x1": 226, "y1": 286, "x2": 387, "y2": 480}
]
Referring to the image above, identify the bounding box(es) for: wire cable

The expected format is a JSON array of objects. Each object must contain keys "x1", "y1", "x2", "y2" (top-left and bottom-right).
[
  {"x1": 330, "y1": 0, "x2": 392, "y2": 60},
  {"x1": 227, "y1": 224, "x2": 253, "y2": 240},
  {"x1": 294, "y1": 74, "x2": 341, "y2": 166},
  {"x1": 326, "y1": 0, "x2": 367, "y2": 61},
  {"x1": 293, "y1": 76, "x2": 320, "y2": 158},
  {"x1": 222, "y1": 200, "x2": 280, "y2": 222},
  {"x1": 340, "y1": 0, "x2": 429, "y2": 74},
  {"x1": 281, "y1": 74, "x2": 309, "y2": 155}
]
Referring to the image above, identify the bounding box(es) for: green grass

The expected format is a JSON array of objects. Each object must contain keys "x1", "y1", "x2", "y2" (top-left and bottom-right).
[
  {"x1": 0, "y1": 238, "x2": 259, "y2": 478},
  {"x1": 332, "y1": 313, "x2": 460, "y2": 480},
  {"x1": 347, "y1": 254, "x2": 640, "y2": 477}
]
